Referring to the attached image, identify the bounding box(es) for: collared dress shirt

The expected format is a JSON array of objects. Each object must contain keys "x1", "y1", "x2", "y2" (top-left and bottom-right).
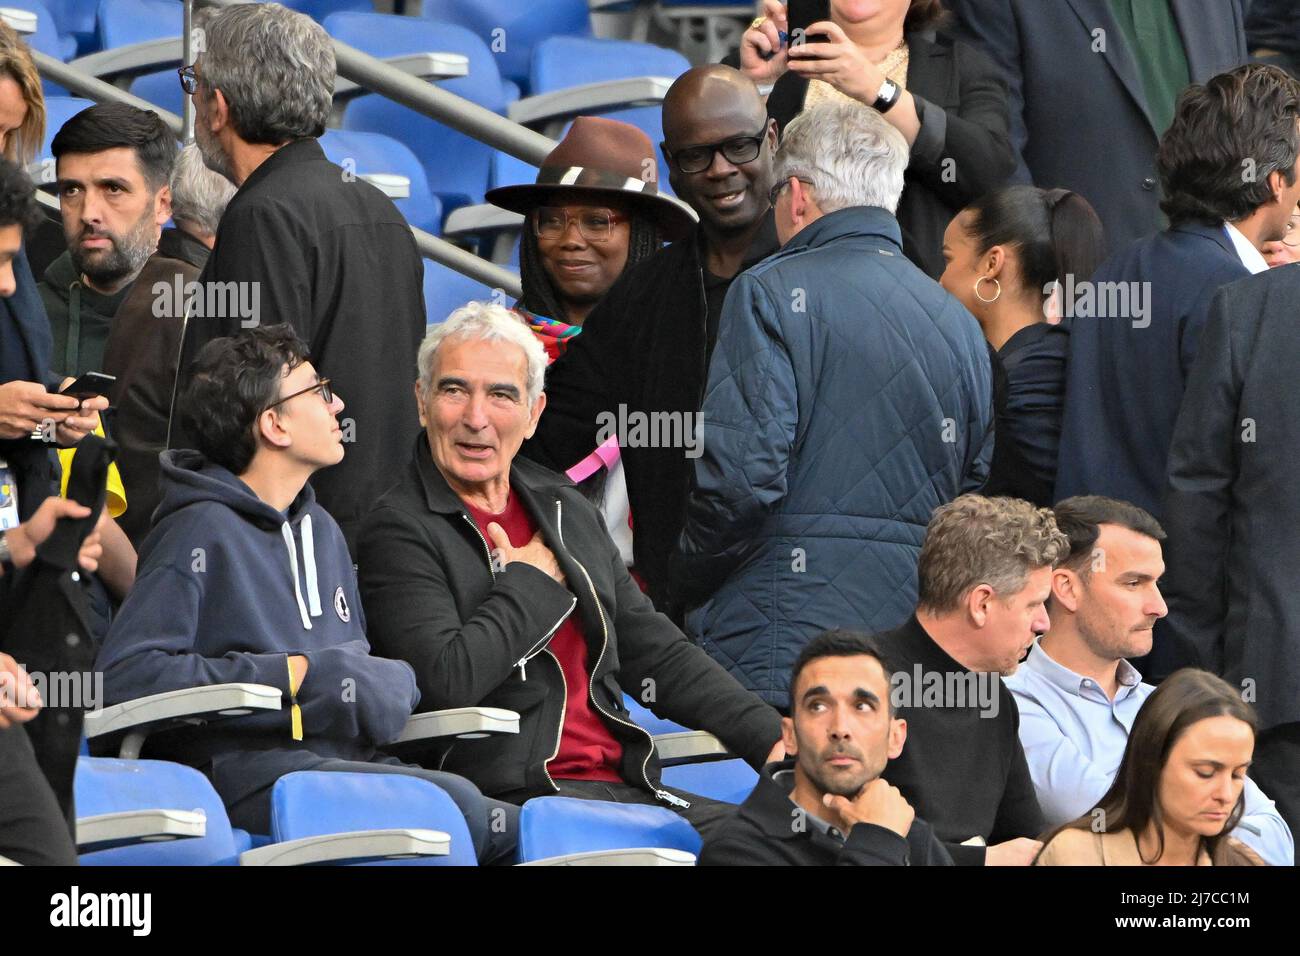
[{"x1": 1006, "y1": 639, "x2": 1294, "y2": 865}]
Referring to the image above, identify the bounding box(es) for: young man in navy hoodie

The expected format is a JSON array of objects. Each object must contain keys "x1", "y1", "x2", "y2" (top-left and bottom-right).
[{"x1": 96, "y1": 325, "x2": 517, "y2": 863}]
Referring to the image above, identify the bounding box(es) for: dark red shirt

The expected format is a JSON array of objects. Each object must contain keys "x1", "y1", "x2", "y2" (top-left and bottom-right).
[{"x1": 464, "y1": 492, "x2": 624, "y2": 783}]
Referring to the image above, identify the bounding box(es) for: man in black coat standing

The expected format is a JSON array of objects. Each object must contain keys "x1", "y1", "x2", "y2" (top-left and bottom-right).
[
  {"x1": 945, "y1": 0, "x2": 1247, "y2": 253},
  {"x1": 1163, "y1": 264, "x2": 1300, "y2": 842},
  {"x1": 522, "y1": 65, "x2": 779, "y2": 619},
  {"x1": 176, "y1": 3, "x2": 425, "y2": 553}
]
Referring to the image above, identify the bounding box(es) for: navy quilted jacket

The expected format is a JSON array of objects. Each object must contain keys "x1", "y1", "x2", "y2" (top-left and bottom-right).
[{"x1": 673, "y1": 206, "x2": 993, "y2": 706}]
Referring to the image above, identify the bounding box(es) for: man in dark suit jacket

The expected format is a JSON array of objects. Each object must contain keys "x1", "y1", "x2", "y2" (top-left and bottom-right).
[
  {"x1": 1162, "y1": 265, "x2": 1300, "y2": 842},
  {"x1": 1055, "y1": 64, "x2": 1300, "y2": 680},
  {"x1": 946, "y1": 0, "x2": 1247, "y2": 253}
]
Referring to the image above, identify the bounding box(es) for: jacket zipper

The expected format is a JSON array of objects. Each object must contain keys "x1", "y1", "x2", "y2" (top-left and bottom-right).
[
  {"x1": 555, "y1": 498, "x2": 690, "y2": 810},
  {"x1": 460, "y1": 512, "x2": 575, "y2": 681},
  {"x1": 163, "y1": 304, "x2": 192, "y2": 450}
]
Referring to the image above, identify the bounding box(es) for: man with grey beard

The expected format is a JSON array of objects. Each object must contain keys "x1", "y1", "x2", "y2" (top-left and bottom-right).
[{"x1": 40, "y1": 103, "x2": 174, "y2": 378}]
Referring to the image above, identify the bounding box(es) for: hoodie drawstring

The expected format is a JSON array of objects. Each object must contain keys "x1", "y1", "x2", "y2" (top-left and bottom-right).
[
  {"x1": 301, "y1": 514, "x2": 322, "y2": 618},
  {"x1": 281, "y1": 522, "x2": 313, "y2": 630}
]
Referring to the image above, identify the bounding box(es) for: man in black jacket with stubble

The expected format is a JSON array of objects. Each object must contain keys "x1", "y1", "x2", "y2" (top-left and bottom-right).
[
  {"x1": 359, "y1": 303, "x2": 782, "y2": 839},
  {"x1": 521, "y1": 65, "x2": 779, "y2": 619},
  {"x1": 175, "y1": 3, "x2": 424, "y2": 555},
  {"x1": 703, "y1": 630, "x2": 952, "y2": 866}
]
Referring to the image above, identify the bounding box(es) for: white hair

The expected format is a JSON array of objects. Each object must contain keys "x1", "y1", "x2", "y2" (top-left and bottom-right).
[
  {"x1": 416, "y1": 301, "x2": 548, "y2": 406},
  {"x1": 170, "y1": 143, "x2": 236, "y2": 236},
  {"x1": 774, "y1": 100, "x2": 909, "y2": 214}
]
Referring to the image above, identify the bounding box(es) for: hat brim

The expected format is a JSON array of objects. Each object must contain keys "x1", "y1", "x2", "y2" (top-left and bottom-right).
[{"x1": 485, "y1": 181, "x2": 698, "y2": 242}]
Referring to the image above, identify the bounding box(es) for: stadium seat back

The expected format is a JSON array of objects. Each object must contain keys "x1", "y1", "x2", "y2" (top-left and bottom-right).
[
  {"x1": 6, "y1": 0, "x2": 77, "y2": 61},
  {"x1": 660, "y1": 759, "x2": 758, "y2": 805},
  {"x1": 319, "y1": 128, "x2": 443, "y2": 235},
  {"x1": 420, "y1": 0, "x2": 592, "y2": 92},
  {"x1": 75, "y1": 756, "x2": 241, "y2": 865},
  {"x1": 269, "y1": 771, "x2": 478, "y2": 866},
  {"x1": 127, "y1": 68, "x2": 183, "y2": 117},
  {"x1": 38, "y1": 94, "x2": 95, "y2": 170},
  {"x1": 529, "y1": 36, "x2": 689, "y2": 193},
  {"x1": 422, "y1": 259, "x2": 499, "y2": 326},
  {"x1": 96, "y1": 0, "x2": 181, "y2": 51},
  {"x1": 327, "y1": 12, "x2": 506, "y2": 214},
  {"x1": 519, "y1": 796, "x2": 702, "y2": 862}
]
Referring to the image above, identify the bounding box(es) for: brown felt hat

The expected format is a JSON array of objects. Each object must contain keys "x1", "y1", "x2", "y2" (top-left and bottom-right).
[{"x1": 486, "y1": 116, "x2": 697, "y2": 240}]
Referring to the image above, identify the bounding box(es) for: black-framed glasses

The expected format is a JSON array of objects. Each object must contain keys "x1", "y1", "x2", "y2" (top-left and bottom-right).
[
  {"x1": 532, "y1": 206, "x2": 626, "y2": 242},
  {"x1": 668, "y1": 129, "x2": 767, "y2": 174},
  {"x1": 264, "y1": 378, "x2": 333, "y2": 412},
  {"x1": 178, "y1": 64, "x2": 198, "y2": 95},
  {"x1": 769, "y1": 177, "x2": 815, "y2": 207}
]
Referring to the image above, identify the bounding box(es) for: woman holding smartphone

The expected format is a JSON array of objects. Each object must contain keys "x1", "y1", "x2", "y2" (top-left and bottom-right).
[{"x1": 739, "y1": 0, "x2": 1015, "y2": 278}]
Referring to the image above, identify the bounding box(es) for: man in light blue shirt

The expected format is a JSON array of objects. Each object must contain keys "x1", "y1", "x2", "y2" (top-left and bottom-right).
[{"x1": 1006, "y1": 495, "x2": 1294, "y2": 865}]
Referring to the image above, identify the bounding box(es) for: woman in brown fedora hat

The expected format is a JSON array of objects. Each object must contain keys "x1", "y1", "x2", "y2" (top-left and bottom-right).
[{"x1": 486, "y1": 115, "x2": 695, "y2": 362}]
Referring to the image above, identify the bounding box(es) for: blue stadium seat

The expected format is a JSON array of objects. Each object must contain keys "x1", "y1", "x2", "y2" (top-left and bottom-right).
[
  {"x1": 422, "y1": 259, "x2": 499, "y2": 326},
  {"x1": 264, "y1": 771, "x2": 478, "y2": 866},
  {"x1": 6, "y1": 0, "x2": 77, "y2": 61},
  {"x1": 419, "y1": 0, "x2": 592, "y2": 94},
  {"x1": 100, "y1": 0, "x2": 184, "y2": 112},
  {"x1": 622, "y1": 692, "x2": 690, "y2": 736},
  {"x1": 518, "y1": 796, "x2": 701, "y2": 863},
  {"x1": 42, "y1": 0, "x2": 99, "y2": 53},
  {"x1": 526, "y1": 36, "x2": 690, "y2": 192},
  {"x1": 319, "y1": 128, "x2": 443, "y2": 234},
  {"x1": 128, "y1": 67, "x2": 182, "y2": 117},
  {"x1": 95, "y1": 0, "x2": 180, "y2": 51},
  {"x1": 74, "y1": 757, "x2": 242, "y2": 865},
  {"x1": 326, "y1": 12, "x2": 508, "y2": 217},
  {"x1": 660, "y1": 759, "x2": 758, "y2": 805},
  {"x1": 37, "y1": 94, "x2": 95, "y2": 177}
]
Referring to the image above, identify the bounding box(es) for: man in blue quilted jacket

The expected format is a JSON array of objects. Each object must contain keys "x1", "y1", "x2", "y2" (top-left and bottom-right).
[{"x1": 673, "y1": 100, "x2": 993, "y2": 710}]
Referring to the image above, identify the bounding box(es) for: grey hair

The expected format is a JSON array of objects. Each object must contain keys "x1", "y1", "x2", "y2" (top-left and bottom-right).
[
  {"x1": 197, "y1": 3, "x2": 334, "y2": 145},
  {"x1": 416, "y1": 301, "x2": 548, "y2": 406},
  {"x1": 774, "y1": 100, "x2": 909, "y2": 214},
  {"x1": 170, "y1": 143, "x2": 236, "y2": 237}
]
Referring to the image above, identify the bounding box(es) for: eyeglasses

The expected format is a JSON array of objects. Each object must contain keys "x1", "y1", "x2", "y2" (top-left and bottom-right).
[
  {"x1": 768, "y1": 177, "x2": 815, "y2": 207},
  {"x1": 1283, "y1": 215, "x2": 1300, "y2": 248},
  {"x1": 264, "y1": 378, "x2": 333, "y2": 412},
  {"x1": 667, "y1": 129, "x2": 767, "y2": 174},
  {"x1": 178, "y1": 64, "x2": 198, "y2": 95},
  {"x1": 533, "y1": 207, "x2": 627, "y2": 243}
]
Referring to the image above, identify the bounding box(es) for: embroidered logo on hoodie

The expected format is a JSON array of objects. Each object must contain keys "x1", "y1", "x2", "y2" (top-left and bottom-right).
[{"x1": 334, "y1": 586, "x2": 351, "y2": 623}]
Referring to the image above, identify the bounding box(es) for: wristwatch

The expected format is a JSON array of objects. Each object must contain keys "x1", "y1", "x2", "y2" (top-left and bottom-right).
[
  {"x1": 0, "y1": 530, "x2": 13, "y2": 577},
  {"x1": 873, "y1": 77, "x2": 902, "y2": 113}
]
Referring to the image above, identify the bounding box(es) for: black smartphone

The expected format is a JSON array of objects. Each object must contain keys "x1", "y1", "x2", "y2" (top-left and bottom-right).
[{"x1": 58, "y1": 371, "x2": 116, "y2": 399}]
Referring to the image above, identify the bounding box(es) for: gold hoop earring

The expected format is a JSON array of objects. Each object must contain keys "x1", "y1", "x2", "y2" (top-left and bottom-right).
[{"x1": 974, "y1": 275, "x2": 1002, "y2": 304}]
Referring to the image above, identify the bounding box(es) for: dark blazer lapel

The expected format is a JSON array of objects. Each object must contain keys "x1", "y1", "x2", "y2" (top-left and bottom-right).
[
  {"x1": 1062, "y1": 0, "x2": 1158, "y2": 136},
  {"x1": 905, "y1": 32, "x2": 955, "y2": 107}
]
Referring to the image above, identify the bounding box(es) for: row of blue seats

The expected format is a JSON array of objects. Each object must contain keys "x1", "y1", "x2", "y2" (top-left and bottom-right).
[{"x1": 73, "y1": 692, "x2": 757, "y2": 865}]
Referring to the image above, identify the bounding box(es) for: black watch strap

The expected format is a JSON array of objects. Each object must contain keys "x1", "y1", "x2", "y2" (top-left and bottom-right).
[{"x1": 873, "y1": 78, "x2": 902, "y2": 113}]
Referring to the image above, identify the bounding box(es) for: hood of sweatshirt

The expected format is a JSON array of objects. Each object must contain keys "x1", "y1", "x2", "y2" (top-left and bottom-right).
[{"x1": 154, "y1": 448, "x2": 331, "y2": 631}]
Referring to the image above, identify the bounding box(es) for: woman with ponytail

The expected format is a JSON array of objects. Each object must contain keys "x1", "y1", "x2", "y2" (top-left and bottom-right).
[{"x1": 939, "y1": 185, "x2": 1104, "y2": 505}]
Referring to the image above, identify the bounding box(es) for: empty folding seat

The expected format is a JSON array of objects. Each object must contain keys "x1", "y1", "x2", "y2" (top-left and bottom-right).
[
  {"x1": 419, "y1": 0, "x2": 592, "y2": 95},
  {"x1": 518, "y1": 796, "x2": 701, "y2": 865},
  {"x1": 422, "y1": 258, "x2": 500, "y2": 327},
  {"x1": 246, "y1": 771, "x2": 477, "y2": 866},
  {"x1": 660, "y1": 759, "x2": 759, "y2": 805},
  {"x1": 75, "y1": 756, "x2": 243, "y2": 865},
  {"x1": 319, "y1": 127, "x2": 443, "y2": 235},
  {"x1": 326, "y1": 12, "x2": 509, "y2": 218}
]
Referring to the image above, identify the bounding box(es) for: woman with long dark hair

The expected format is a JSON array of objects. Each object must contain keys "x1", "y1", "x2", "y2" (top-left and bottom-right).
[
  {"x1": 939, "y1": 185, "x2": 1104, "y2": 506},
  {"x1": 1035, "y1": 669, "x2": 1267, "y2": 866}
]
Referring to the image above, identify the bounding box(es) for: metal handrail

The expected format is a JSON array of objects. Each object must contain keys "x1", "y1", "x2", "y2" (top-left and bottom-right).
[{"x1": 30, "y1": 1, "x2": 534, "y2": 297}]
